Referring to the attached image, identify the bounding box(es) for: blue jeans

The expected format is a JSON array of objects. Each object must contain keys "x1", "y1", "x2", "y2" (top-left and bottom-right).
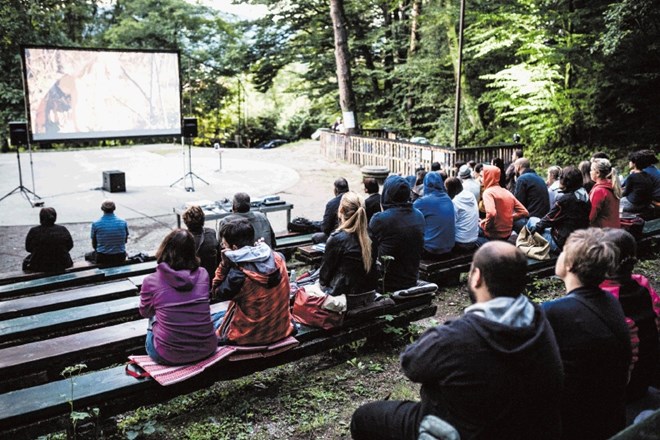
[
  {"x1": 211, "y1": 310, "x2": 226, "y2": 331},
  {"x1": 145, "y1": 330, "x2": 176, "y2": 365},
  {"x1": 526, "y1": 217, "x2": 558, "y2": 253}
]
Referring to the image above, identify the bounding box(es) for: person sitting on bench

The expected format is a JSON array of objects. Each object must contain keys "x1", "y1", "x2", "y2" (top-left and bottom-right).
[
  {"x1": 512, "y1": 157, "x2": 550, "y2": 232},
  {"x1": 363, "y1": 177, "x2": 381, "y2": 223},
  {"x1": 88, "y1": 199, "x2": 129, "y2": 264},
  {"x1": 369, "y1": 175, "x2": 424, "y2": 293},
  {"x1": 589, "y1": 158, "x2": 621, "y2": 228},
  {"x1": 23, "y1": 207, "x2": 74, "y2": 272},
  {"x1": 350, "y1": 241, "x2": 564, "y2": 440},
  {"x1": 312, "y1": 178, "x2": 349, "y2": 244},
  {"x1": 543, "y1": 228, "x2": 631, "y2": 440},
  {"x1": 212, "y1": 219, "x2": 295, "y2": 345},
  {"x1": 444, "y1": 177, "x2": 484, "y2": 252},
  {"x1": 218, "y1": 192, "x2": 276, "y2": 248},
  {"x1": 479, "y1": 165, "x2": 528, "y2": 241},
  {"x1": 621, "y1": 151, "x2": 654, "y2": 217},
  {"x1": 314, "y1": 192, "x2": 378, "y2": 310},
  {"x1": 600, "y1": 228, "x2": 660, "y2": 402},
  {"x1": 182, "y1": 205, "x2": 219, "y2": 288},
  {"x1": 413, "y1": 172, "x2": 455, "y2": 259},
  {"x1": 139, "y1": 229, "x2": 217, "y2": 366}
]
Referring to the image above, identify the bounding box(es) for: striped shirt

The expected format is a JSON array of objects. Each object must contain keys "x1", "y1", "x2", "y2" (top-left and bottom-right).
[{"x1": 91, "y1": 213, "x2": 128, "y2": 255}]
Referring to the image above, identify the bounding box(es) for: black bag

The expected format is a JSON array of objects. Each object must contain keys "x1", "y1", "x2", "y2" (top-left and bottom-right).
[{"x1": 288, "y1": 217, "x2": 322, "y2": 233}]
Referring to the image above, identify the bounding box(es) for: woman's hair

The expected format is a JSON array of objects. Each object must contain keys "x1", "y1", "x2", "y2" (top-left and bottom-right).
[
  {"x1": 562, "y1": 228, "x2": 619, "y2": 287},
  {"x1": 579, "y1": 160, "x2": 593, "y2": 187},
  {"x1": 603, "y1": 228, "x2": 637, "y2": 279},
  {"x1": 444, "y1": 176, "x2": 463, "y2": 199},
  {"x1": 39, "y1": 207, "x2": 57, "y2": 226},
  {"x1": 559, "y1": 166, "x2": 583, "y2": 192},
  {"x1": 591, "y1": 158, "x2": 622, "y2": 198},
  {"x1": 337, "y1": 192, "x2": 372, "y2": 272},
  {"x1": 182, "y1": 205, "x2": 205, "y2": 232},
  {"x1": 546, "y1": 165, "x2": 562, "y2": 185},
  {"x1": 156, "y1": 229, "x2": 200, "y2": 271}
]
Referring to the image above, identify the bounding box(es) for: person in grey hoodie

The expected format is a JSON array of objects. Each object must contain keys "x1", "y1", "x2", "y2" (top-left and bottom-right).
[{"x1": 351, "y1": 241, "x2": 564, "y2": 440}]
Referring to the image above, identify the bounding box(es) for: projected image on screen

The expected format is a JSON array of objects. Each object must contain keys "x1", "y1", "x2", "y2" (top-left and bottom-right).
[{"x1": 23, "y1": 47, "x2": 182, "y2": 142}]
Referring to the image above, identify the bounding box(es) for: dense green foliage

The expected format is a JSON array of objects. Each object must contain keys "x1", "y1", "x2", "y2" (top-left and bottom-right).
[{"x1": 0, "y1": 0, "x2": 658, "y2": 163}]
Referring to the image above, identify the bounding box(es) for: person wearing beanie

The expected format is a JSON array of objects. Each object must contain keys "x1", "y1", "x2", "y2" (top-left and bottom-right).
[
  {"x1": 368, "y1": 175, "x2": 425, "y2": 292},
  {"x1": 458, "y1": 164, "x2": 481, "y2": 204}
]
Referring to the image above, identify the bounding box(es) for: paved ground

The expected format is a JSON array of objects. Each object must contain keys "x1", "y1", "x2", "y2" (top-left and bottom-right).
[{"x1": 0, "y1": 141, "x2": 364, "y2": 273}]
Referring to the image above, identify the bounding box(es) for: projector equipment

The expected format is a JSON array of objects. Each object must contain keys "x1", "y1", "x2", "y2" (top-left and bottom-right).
[
  {"x1": 0, "y1": 121, "x2": 42, "y2": 207},
  {"x1": 263, "y1": 195, "x2": 285, "y2": 206},
  {"x1": 182, "y1": 117, "x2": 198, "y2": 138},
  {"x1": 102, "y1": 170, "x2": 126, "y2": 193},
  {"x1": 170, "y1": 119, "x2": 208, "y2": 191}
]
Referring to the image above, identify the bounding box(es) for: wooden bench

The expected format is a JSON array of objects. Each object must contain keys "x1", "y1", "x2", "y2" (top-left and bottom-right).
[
  {"x1": 0, "y1": 269, "x2": 106, "y2": 300},
  {"x1": 0, "y1": 261, "x2": 96, "y2": 286},
  {"x1": 296, "y1": 244, "x2": 324, "y2": 266},
  {"x1": 0, "y1": 297, "x2": 436, "y2": 439},
  {"x1": 274, "y1": 232, "x2": 315, "y2": 259}
]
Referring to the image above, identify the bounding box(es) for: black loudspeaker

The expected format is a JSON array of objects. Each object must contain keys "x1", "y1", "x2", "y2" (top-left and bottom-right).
[
  {"x1": 9, "y1": 121, "x2": 29, "y2": 146},
  {"x1": 102, "y1": 170, "x2": 126, "y2": 193},
  {"x1": 182, "y1": 117, "x2": 198, "y2": 138}
]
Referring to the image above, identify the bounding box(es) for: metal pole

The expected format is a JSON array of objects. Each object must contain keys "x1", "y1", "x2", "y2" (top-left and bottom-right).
[{"x1": 452, "y1": 0, "x2": 466, "y2": 150}]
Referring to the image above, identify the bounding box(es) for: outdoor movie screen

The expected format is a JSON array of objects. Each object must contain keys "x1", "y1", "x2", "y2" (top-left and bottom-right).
[{"x1": 22, "y1": 46, "x2": 182, "y2": 142}]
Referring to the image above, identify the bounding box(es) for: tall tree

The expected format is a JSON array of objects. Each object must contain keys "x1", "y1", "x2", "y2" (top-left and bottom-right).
[{"x1": 330, "y1": 0, "x2": 358, "y2": 133}]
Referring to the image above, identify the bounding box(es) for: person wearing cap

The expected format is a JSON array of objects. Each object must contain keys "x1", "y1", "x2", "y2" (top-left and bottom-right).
[
  {"x1": 89, "y1": 199, "x2": 129, "y2": 265},
  {"x1": 368, "y1": 175, "x2": 425, "y2": 292},
  {"x1": 458, "y1": 164, "x2": 481, "y2": 204}
]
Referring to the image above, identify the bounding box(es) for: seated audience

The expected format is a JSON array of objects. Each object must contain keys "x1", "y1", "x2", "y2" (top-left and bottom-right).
[
  {"x1": 543, "y1": 228, "x2": 631, "y2": 440},
  {"x1": 505, "y1": 149, "x2": 523, "y2": 192},
  {"x1": 445, "y1": 177, "x2": 484, "y2": 251},
  {"x1": 621, "y1": 151, "x2": 654, "y2": 216},
  {"x1": 89, "y1": 199, "x2": 129, "y2": 265},
  {"x1": 546, "y1": 165, "x2": 562, "y2": 207},
  {"x1": 513, "y1": 158, "x2": 550, "y2": 230},
  {"x1": 218, "y1": 192, "x2": 275, "y2": 248},
  {"x1": 23, "y1": 207, "x2": 73, "y2": 272},
  {"x1": 527, "y1": 166, "x2": 591, "y2": 252},
  {"x1": 312, "y1": 178, "x2": 349, "y2": 244},
  {"x1": 480, "y1": 165, "x2": 528, "y2": 240},
  {"x1": 351, "y1": 242, "x2": 563, "y2": 440},
  {"x1": 182, "y1": 205, "x2": 219, "y2": 285},
  {"x1": 411, "y1": 169, "x2": 426, "y2": 202},
  {"x1": 431, "y1": 161, "x2": 442, "y2": 172},
  {"x1": 491, "y1": 157, "x2": 507, "y2": 188},
  {"x1": 369, "y1": 175, "x2": 424, "y2": 293},
  {"x1": 139, "y1": 229, "x2": 217, "y2": 366},
  {"x1": 413, "y1": 172, "x2": 455, "y2": 258},
  {"x1": 638, "y1": 149, "x2": 660, "y2": 208},
  {"x1": 600, "y1": 228, "x2": 660, "y2": 402},
  {"x1": 579, "y1": 160, "x2": 596, "y2": 193},
  {"x1": 212, "y1": 219, "x2": 294, "y2": 345},
  {"x1": 589, "y1": 158, "x2": 621, "y2": 228},
  {"x1": 318, "y1": 192, "x2": 378, "y2": 303},
  {"x1": 406, "y1": 165, "x2": 426, "y2": 189},
  {"x1": 458, "y1": 164, "x2": 481, "y2": 203},
  {"x1": 363, "y1": 177, "x2": 381, "y2": 222}
]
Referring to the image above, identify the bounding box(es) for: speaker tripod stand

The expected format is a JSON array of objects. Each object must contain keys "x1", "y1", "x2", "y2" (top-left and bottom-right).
[
  {"x1": 0, "y1": 143, "x2": 42, "y2": 207},
  {"x1": 169, "y1": 136, "x2": 209, "y2": 192}
]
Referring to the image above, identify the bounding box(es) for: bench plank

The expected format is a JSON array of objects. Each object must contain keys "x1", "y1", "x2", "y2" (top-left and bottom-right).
[
  {"x1": 0, "y1": 280, "x2": 137, "y2": 320},
  {"x1": 99, "y1": 261, "x2": 157, "y2": 280},
  {"x1": 0, "y1": 269, "x2": 106, "y2": 300},
  {"x1": 0, "y1": 302, "x2": 436, "y2": 438}
]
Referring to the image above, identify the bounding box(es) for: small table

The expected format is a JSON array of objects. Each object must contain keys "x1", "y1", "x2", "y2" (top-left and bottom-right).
[{"x1": 174, "y1": 202, "x2": 294, "y2": 228}]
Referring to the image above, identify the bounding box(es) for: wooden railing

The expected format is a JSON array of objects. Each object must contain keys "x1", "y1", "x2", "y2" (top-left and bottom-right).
[{"x1": 320, "y1": 130, "x2": 522, "y2": 176}]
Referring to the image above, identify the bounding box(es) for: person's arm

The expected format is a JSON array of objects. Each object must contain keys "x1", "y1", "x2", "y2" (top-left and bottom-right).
[
  {"x1": 211, "y1": 252, "x2": 245, "y2": 301},
  {"x1": 124, "y1": 221, "x2": 129, "y2": 243},
  {"x1": 512, "y1": 196, "x2": 529, "y2": 220},
  {"x1": 321, "y1": 199, "x2": 337, "y2": 235},
  {"x1": 480, "y1": 191, "x2": 496, "y2": 231},
  {"x1": 319, "y1": 234, "x2": 342, "y2": 288},
  {"x1": 589, "y1": 188, "x2": 605, "y2": 224},
  {"x1": 25, "y1": 228, "x2": 36, "y2": 253},
  {"x1": 91, "y1": 224, "x2": 97, "y2": 250},
  {"x1": 400, "y1": 326, "x2": 450, "y2": 383},
  {"x1": 64, "y1": 227, "x2": 74, "y2": 251},
  {"x1": 535, "y1": 200, "x2": 562, "y2": 231},
  {"x1": 514, "y1": 176, "x2": 527, "y2": 207},
  {"x1": 139, "y1": 277, "x2": 157, "y2": 318}
]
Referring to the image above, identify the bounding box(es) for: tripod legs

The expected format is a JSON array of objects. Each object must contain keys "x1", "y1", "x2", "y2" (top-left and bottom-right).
[
  {"x1": 0, "y1": 146, "x2": 42, "y2": 206},
  {"x1": 169, "y1": 137, "x2": 209, "y2": 192}
]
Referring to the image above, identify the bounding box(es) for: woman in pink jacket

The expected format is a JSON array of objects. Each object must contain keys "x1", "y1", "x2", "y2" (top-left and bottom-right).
[{"x1": 139, "y1": 229, "x2": 217, "y2": 365}]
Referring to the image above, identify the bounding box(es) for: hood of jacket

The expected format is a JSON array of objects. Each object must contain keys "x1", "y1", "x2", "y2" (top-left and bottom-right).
[
  {"x1": 482, "y1": 165, "x2": 501, "y2": 190},
  {"x1": 463, "y1": 297, "x2": 550, "y2": 356},
  {"x1": 157, "y1": 262, "x2": 203, "y2": 291},
  {"x1": 423, "y1": 171, "x2": 447, "y2": 197},
  {"x1": 225, "y1": 242, "x2": 281, "y2": 287},
  {"x1": 592, "y1": 179, "x2": 614, "y2": 193},
  {"x1": 381, "y1": 175, "x2": 412, "y2": 209}
]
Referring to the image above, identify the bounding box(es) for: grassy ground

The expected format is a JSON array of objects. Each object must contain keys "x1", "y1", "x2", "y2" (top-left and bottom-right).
[{"x1": 41, "y1": 256, "x2": 659, "y2": 440}]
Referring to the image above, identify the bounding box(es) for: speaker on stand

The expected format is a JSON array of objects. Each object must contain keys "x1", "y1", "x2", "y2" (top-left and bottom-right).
[
  {"x1": 169, "y1": 117, "x2": 208, "y2": 191},
  {"x1": 1, "y1": 122, "x2": 42, "y2": 207}
]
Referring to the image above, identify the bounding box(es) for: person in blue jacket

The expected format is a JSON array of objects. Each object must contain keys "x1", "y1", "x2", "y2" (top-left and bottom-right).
[{"x1": 413, "y1": 172, "x2": 455, "y2": 258}]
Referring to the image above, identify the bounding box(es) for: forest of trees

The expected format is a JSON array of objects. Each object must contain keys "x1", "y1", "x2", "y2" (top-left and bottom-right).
[{"x1": 1, "y1": 0, "x2": 658, "y2": 164}]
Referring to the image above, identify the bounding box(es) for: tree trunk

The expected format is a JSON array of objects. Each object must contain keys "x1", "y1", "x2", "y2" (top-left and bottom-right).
[
  {"x1": 330, "y1": 0, "x2": 358, "y2": 133},
  {"x1": 443, "y1": 0, "x2": 483, "y2": 132},
  {"x1": 406, "y1": 0, "x2": 422, "y2": 129}
]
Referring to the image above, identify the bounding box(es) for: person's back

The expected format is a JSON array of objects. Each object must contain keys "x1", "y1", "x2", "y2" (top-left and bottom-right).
[
  {"x1": 218, "y1": 193, "x2": 275, "y2": 248},
  {"x1": 542, "y1": 229, "x2": 631, "y2": 440},
  {"x1": 139, "y1": 230, "x2": 217, "y2": 365},
  {"x1": 363, "y1": 177, "x2": 382, "y2": 222},
  {"x1": 91, "y1": 200, "x2": 128, "y2": 264},
  {"x1": 369, "y1": 175, "x2": 424, "y2": 292},
  {"x1": 514, "y1": 159, "x2": 550, "y2": 218},
  {"x1": 445, "y1": 178, "x2": 480, "y2": 249},
  {"x1": 351, "y1": 242, "x2": 563, "y2": 440},
  {"x1": 458, "y1": 165, "x2": 481, "y2": 203},
  {"x1": 182, "y1": 205, "x2": 219, "y2": 285},
  {"x1": 480, "y1": 165, "x2": 529, "y2": 240},
  {"x1": 24, "y1": 207, "x2": 73, "y2": 272},
  {"x1": 213, "y1": 219, "x2": 294, "y2": 345},
  {"x1": 413, "y1": 172, "x2": 455, "y2": 256}
]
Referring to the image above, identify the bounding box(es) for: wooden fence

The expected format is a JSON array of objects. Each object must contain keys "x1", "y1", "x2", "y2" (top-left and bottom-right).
[{"x1": 320, "y1": 130, "x2": 522, "y2": 176}]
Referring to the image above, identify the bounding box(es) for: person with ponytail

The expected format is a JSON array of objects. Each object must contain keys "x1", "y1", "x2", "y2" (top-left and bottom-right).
[
  {"x1": 318, "y1": 192, "x2": 378, "y2": 301},
  {"x1": 589, "y1": 158, "x2": 621, "y2": 228}
]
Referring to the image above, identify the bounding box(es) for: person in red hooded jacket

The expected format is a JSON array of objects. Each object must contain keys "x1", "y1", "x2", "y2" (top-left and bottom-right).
[{"x1": 479, "y1": 165, "x2": 528, "y2": 240}]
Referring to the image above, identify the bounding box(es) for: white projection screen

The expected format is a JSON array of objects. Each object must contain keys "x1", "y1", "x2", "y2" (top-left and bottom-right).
[{"x1": 22, "y1": 46, "x2": 182, "y2": 142}]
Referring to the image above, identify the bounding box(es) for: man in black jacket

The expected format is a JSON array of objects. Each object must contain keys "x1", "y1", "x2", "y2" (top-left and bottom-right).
[
  {"x1": 312, "y1": 177, "x2": 349, "y2": 244},
  {"x1": 351, "y1": 241, "x2": 564, "y2": 440}
]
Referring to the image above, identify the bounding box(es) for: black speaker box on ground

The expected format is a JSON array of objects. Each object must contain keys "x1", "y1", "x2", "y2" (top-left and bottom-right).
[
  {"x1": 182, "y1": 117, "x2": 198, "y2": 138},
  {"x1": 102, "y1": 170, "x2": 126, "y2": 193},
  {"x1": 9, "y1": 121, "x2": 29, "y2": 146}
]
